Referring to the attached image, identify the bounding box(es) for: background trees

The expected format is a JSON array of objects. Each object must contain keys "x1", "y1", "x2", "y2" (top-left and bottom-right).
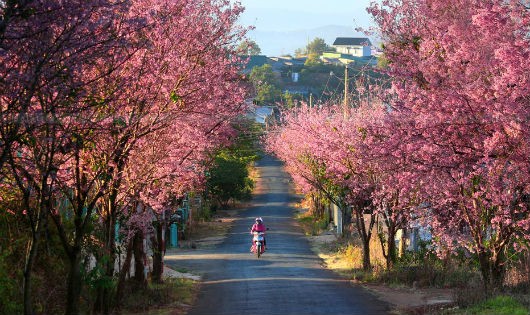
[
  {"x1": 206, "y1": 119, "x2": 261, "y2": 209},
  {"x1": 249, "y1": 64, "x2": 281, "y2": 104},
  {"x1": 238, "y1": 39, "x2": 262, "y2": 55},
  {"x1": 295, "y1": 37, "x2": 334, "y2": 57}
]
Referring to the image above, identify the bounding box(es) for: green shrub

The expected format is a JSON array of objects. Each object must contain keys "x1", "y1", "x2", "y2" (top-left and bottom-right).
[
  {"x1": 121, "y1": 278, "x2": 197, "y2": 313},
  {"x1": 374, "y1": 240, "x2": 480, "y2": 289},
  {"x1": 297, "y1": 213, "x2": 329, "y2": 236},
  {"x1": 0, "y1": 252, "x2": 22, "y2": 314},
  {"x1": 464, "y1": 295, "x2": 528, "y2": 315}
]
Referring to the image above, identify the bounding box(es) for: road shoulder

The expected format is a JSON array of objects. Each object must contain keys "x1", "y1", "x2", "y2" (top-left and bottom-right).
[{"x1": 307, "y1": 232, "x2": 455, "y2": 314}]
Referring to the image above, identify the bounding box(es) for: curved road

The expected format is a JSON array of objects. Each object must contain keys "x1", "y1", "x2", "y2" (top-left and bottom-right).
[{"x1": 166, "y1": 155, "x2": 390, "y2": 315}]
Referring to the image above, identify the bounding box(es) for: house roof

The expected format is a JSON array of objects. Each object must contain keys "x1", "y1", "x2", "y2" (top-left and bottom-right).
[
  {"x1": 244, "y1": 55, "x2": 269, "y2": 69},
  {"x1": 332, "y1": 37, "x2": 372, "y2": 46},
  {"x1": 239, "y1": 55, "x2": 270, "y2": 74}
]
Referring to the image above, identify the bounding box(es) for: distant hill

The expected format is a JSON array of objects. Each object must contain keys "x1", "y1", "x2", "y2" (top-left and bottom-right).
[{"x1": 247, "y1": 25, "x2": 368, "y2": 57}]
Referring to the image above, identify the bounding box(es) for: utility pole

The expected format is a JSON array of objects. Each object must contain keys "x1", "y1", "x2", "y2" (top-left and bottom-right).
[
  {"x1": 343, "y1": 64, "x2": 349, "y2": 118},
  {"x1": 309, "y1": 93, "x2": 313, "y2": 108}
]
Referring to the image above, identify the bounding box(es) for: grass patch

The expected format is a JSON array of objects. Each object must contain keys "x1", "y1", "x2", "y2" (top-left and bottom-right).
[
  {"x1": 314, "y1": 236, "x2": 480, "y2": 290},
  {"x1": 122, "y1": 278, "x2": 197, "y2": 314},
  {"x1": 296, "y1": 212, "x2": 329, "y2": 236},
  {"x1": 446, "y1": 295, "x2": 528, "y2": 315}
]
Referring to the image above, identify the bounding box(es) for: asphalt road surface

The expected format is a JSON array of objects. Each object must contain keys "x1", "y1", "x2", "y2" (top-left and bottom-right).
[{"x1": 166, "y1": 155, "x2": 390, "y2": 315}]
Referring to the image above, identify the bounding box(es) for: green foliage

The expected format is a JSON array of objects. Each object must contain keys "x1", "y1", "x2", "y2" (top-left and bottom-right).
[
  {"x1": 304, "y1": 53, "x2": 322, "y2": 67},
  {"x1": 0, "y1": 198, "x2": 72, "y2": 314},
  {"x1": 461, "y1": 295, "x2": 528, "y2": 315},
  {"x1": 207, "y1": 156, "x2": 254, "y2": 208},
  {"x1": 0, "y1": 252, "x2": 22, "y2": 314},
  {"x1": 238, "y1": 39, "x2": 261, "y2": 55},
  {"x1": 250, "y1": 64, "x2": 278, "y2": 86},
  {"x1": 82, "y1": 255, "x2": 115, "y2": 291},
  {"x1": 249, "y1": 64, "x2": 281, "y2": 104},
  {"x1": 206, "y1": 119, "x2": 262, "y2": 209},
  {"x1": 281, "y1": 91, "x2": 296, "y2": 109},
  {"x1": 297, "y1": 212, "x2": 329, "y2": 236},
  {"x1": 376, "y1": 241, "x2": 480, "y2": 288},
  {"x1": 377, "y1": 53, "x2": 389, "y2": 68},
  {"x1": 255, "y1": 83, "x2": 281, "y2": 105},
  {"x1": 296, "y1": 37, "x2": 333, "y2": 57},
  {"x1": 294, "y1": 47, "x2": 305, "y2": 58},
  {"x1": 121, "y1": 277, "x2": 197, "y2": 313}
]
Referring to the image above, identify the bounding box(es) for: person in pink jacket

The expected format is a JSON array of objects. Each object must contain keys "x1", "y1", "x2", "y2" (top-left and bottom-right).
[{"x1": 250, "y1": 217, "x2": 267, "y2": 251}]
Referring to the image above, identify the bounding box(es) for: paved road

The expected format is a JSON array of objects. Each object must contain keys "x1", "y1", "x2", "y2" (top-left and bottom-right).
[{"x1": 166, "y1": 155, "x2": 390, "y2": 315}]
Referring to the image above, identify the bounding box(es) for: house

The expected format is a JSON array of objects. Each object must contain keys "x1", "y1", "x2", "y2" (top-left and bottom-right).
[{"x1": 332, "y1": 37, "x2": 372, "y2": 57}]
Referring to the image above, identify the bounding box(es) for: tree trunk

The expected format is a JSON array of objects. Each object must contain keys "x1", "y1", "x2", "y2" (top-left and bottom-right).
[
  {"x1": 23, "y1": 195, "x2": 47, "y2": 315},
  {"x1": 103, "y1": 214, "x2": 117, "y2": 315},
  {"x1": 116, "y1": 239, "x2": 134, "y2": 308},
  {"x1": 65, "y1": 248, "x2": 82, "y2": 315},
  {"x1": 340, "y1": 203, "x2": 352, "y2": 238},
  {"x1": 352, "y1": 203, "x2": 374, "y2": 271},
  {"x1": 151, "y1": 222, "x2": 164, "y2": 283},
  {"x1": 362, "y1": 238, "x2": 371, "y2": 271},
  {"x1": 477, "y1": 250, "x2": 506, "y2": 294},
  {"x1": 23, "y1": 233, "x2": 39, "y2": 315},
  {"x1": 398, "y1": 228, "x2": 407, "y2": 258},
  {"x1": 386, "y1": 225, "x2": 397, "y2": 270},
  {"x1": 133, "y1": 231, "x2": 146, "y2": 287}
]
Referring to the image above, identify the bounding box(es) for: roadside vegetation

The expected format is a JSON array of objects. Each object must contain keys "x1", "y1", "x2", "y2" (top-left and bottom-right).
[
  {"x1": 205, "y1": 118, "x2": 263, "y2": 211},
  {"x1": 121, "y1": 278, "x2": 198, "y2": 315},
  {"x1": 447, "y1": 295, "x2": 527, "y2": 315},
  {"x1": 296, "y1": 198, "x2": 530, "y2": 314}
]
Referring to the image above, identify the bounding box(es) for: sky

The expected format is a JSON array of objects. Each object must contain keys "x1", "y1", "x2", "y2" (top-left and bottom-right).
[{"x1": 233, "y1": 0, "x2": 376, "y2": 55}]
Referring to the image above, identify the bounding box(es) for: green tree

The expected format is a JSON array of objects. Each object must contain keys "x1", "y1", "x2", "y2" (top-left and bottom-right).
[
  {"x1": 282, "y1": 91, "x2": 296, "y2": 109},
  {"x1": 295, "y1": 37, "x2": 334, "y2": 57},
  {"x1": 249, "y1": 64, "x2": 281, "y2": 104},
  {"x1": 304, "y1": 53, "x2": 321, "y2": 67},
  {"x1": 294, "y1": 47, "x2": 306, "y2": 57},
  {"x1": 206, "y1": 119, "x2": 262, "y2": 209},
  {"x1": 306, "y1": 37, "x2": 328, "y2": 56},
  {"x1": 207, "y1": 156, "x2": 253, "y2": 208},
  {"x1": 238, "y1": 39, "x2": 262, "y2": 55}
]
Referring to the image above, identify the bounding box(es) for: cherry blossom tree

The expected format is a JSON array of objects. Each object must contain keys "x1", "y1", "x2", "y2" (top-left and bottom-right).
[
  {"x1": 1, "y1": 1, "x2": 137, "y2": 313},
  {"x1": 2, "y1": 0, "x2": 248, "y2": 313},
  {"x1": 368, "y1": 0, "x2": 530, "y2": 291},
  {"x1": 266, "y1": 99, "x2": 392, "y2": 270},
  {"x1": 82, "y1": 0, "x2": 248, "y2": 310}
]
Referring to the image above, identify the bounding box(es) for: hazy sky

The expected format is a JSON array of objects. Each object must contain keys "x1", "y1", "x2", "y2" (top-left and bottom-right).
[{"x1": 235, "y1": 0, "x2": 375, "y2": 32}]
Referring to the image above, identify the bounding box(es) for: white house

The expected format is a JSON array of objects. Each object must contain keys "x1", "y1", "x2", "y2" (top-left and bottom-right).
[{"x1": 332, "y1": 37, "x2": 372, "y2": 57}]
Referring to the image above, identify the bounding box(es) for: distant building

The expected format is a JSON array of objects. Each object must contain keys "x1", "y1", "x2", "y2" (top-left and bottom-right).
[
  {"x1": 320, "y1": 52, "x2": 377, "y2": 67},
  {"x1": 268, "y1": 56, "x2": 307, "y2": 72},
  {"x1": 332, "y1": 37, "x2": 372, "y2": 57},
  {"x1": 240, "y1": 55, "x2": 270, "y2": 74}
]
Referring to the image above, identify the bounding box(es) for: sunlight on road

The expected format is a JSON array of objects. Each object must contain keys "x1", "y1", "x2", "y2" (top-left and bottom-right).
[
  {"x1": 165, "y1": 252, "x2": 316, "y2": 261},
  {"x1": 203, "y1": 277, "x2": 348, "y2": 285}
]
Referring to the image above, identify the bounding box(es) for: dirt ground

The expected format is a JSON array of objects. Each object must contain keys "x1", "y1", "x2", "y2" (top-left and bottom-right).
[{"x1": 179, "y1": 209, "x2": 240, "y2": 249}]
